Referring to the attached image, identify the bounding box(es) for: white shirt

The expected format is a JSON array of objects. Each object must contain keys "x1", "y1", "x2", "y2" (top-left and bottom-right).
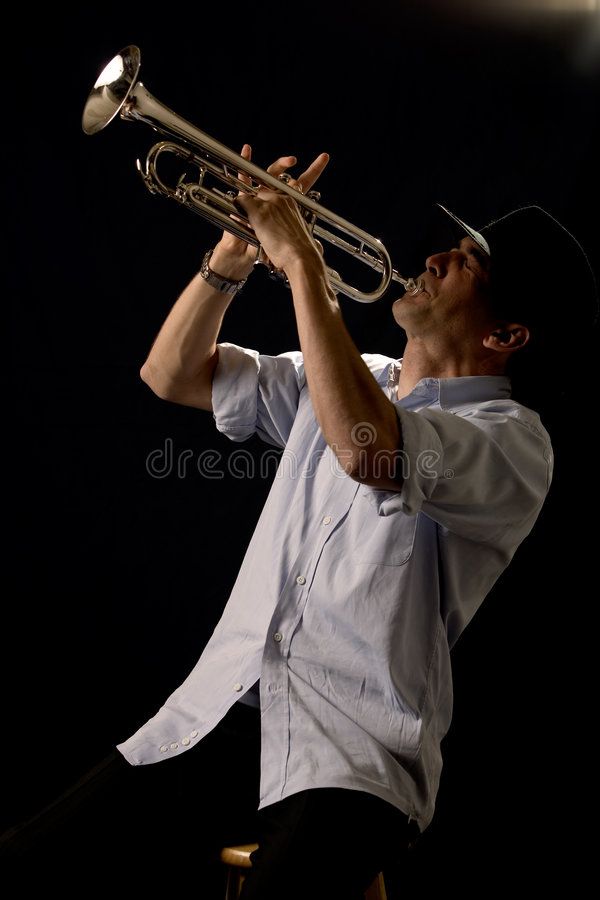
[{"x1": 115, "y1": 343, "x2": 553, "y2": 833}]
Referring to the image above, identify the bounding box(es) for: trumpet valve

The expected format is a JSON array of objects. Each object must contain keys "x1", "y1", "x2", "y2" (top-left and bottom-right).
[{"x1": 301, "y1": 190, "x2": 321, "y2": 231}]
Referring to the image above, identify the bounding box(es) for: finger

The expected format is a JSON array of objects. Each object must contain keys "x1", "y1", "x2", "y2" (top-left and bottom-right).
[
  {"x1": 229, "y1": 145, "x2": 253, "y2": 227},
  {"x1": 233, "y1": 193, "x2": 259, "y2": 216},
  {"x1": 238, "y1": 144, "x2": 252, "y2": 189},
  {"x1": 297, "y1": 152, "x2": 330, "y2": 193},
  {"x1": 281, "y1": 176, "x2": 304, "y2": 194},
  {"x1": 266, "y1": 155, "x2": 297, "y2": 177},
  {"x1": 233, "y1": 194, "x2": 248, "y2": 213}
]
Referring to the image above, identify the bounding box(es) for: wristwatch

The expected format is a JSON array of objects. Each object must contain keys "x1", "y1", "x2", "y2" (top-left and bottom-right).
[{"x1": 200, "y1": 248, "x2": 248, "y2": 295}]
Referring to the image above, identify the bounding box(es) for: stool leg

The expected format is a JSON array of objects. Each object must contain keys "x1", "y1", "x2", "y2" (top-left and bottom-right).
[
  {"x1": 365, "y1": 871, "x2": 388, "y2": 900},
  {"x1": 224, "y1": 866, "x2": 242, "y2": 900}
]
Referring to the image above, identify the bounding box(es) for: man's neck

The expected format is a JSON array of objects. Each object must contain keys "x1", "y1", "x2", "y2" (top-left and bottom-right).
[{"x1": 396, "y1": 338, "x2": 500, "y2": 400}]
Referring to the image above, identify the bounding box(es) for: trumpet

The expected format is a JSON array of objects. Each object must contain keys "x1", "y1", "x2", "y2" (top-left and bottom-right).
[{"x1": 82, "y1": 46, "x2": 422, "y2": 302}]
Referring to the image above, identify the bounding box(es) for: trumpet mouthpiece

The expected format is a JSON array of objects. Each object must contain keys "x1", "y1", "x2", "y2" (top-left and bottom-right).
[{"x1": 404, "y1": 278, "x2": 424, "y2": 295}]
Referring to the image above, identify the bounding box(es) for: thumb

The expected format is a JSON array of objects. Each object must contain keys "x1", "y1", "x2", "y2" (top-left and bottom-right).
[{"x1": 233, "y1": 194, "x2": 250, "y2": 214}]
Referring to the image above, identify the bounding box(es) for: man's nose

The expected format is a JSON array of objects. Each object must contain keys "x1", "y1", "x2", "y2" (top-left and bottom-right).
[
  {"x1": 425, "y1": 248, "x2": 463, "y2": 277},
  {"x1": 425, "y1": 251, "x2": 450, "y2": 278}
]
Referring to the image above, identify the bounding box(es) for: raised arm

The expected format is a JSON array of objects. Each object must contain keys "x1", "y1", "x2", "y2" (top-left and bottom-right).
[
  {"x1": 235, "y1": 173, "x2": 402, "y2": 482},
  {"x1": 140, "y1": 147, "x2": 329, "y2": 411}
]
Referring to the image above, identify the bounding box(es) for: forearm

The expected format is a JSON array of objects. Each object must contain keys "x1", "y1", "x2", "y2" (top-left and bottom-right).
[
  {"x1": 140, "y1": 242, "x2": 252, "y2": 397},
  {"x1": 286, "y1": 251, "x2": 402, "y2": 479}
]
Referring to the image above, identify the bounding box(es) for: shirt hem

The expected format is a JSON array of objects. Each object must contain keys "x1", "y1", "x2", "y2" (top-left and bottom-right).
[{"x1": 259, "y1": 775, "x2": 428, "y2": 833}]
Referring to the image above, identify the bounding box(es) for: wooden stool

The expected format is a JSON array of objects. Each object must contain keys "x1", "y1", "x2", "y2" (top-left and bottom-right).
[{"x1": 220, "y1": 842, "x2": 387, "y2": 899}]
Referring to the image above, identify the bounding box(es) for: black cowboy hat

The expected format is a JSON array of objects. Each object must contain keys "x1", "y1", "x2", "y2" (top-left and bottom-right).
[{"x1": 435, "y1": 203, "x2": 599, "y2": 334}]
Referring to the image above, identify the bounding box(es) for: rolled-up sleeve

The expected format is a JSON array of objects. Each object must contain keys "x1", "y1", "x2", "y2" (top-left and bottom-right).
[
  {"x1": 211, "y1": 342, "x2": 306, "y2": 448},
  {"x1": 362, "y1": 402, "x2": 553, "y2": 543}
]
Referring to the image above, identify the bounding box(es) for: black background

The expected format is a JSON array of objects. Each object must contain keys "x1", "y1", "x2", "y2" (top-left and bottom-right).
[{"x1": 5, "y1": 1, "x2": 599, "y2": 893}]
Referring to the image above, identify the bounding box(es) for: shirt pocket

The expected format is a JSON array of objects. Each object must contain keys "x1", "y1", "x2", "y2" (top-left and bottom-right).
[{"x1": 353, "y1": 500, "x2": 418, "y2": 566}]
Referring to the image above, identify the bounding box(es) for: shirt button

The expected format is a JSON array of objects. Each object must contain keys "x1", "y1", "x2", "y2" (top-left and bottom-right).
[
  {"x1": 160, "y1": 745, "x2": 169, "y2": 753},
  {"x1": 190, "y1": 730, "x2": 199, "y2": 738},
  {"x1": 322, "y1": 516, "x2": 332, "y2": 525},
  {"x1": 296, "y1": 575, "x2": 306, "y2": 585},
  {"x1": 233, "y1": 682, "x2": 243, "y2": 691},
  {"x1": 273, "y1": 632, "x2": 283, "y2": 643},
  {"x1": 170, "y1": 742, "x2": 179, "y2": 750},
  {"x1": 181, "y1": 736, "x2": 191, "y2": 746}
]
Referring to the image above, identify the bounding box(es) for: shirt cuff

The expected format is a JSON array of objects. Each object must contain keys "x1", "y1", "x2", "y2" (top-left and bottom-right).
[
  {"x1": 360, "y1": 405, "x2": 444, "y2": 517},
  {"x1": 211, "y1": 342, "x2": 260, "y2": 442}
]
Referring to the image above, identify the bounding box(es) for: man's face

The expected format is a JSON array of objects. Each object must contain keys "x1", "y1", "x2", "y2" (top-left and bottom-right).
[{"x1": 392, "y1": 236, "x2": 493, "y2": 341}]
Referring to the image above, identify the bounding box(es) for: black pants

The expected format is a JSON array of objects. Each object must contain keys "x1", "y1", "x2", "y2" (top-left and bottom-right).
[{"x1": 0, "y1": 701, "x2": 419, "y2": 897}]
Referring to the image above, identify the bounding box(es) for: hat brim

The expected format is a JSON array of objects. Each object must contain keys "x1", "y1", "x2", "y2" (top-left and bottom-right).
[{"x1": 436, "y1": 204, "x2": 491, "y2": 256}]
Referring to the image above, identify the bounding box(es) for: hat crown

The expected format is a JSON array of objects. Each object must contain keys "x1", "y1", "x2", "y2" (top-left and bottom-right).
[{"x1": 437, "y1": 203, "x2": 598, "y2": 329}]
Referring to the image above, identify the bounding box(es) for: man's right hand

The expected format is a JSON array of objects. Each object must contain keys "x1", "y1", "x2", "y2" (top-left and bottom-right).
[{"x1": 210, "y1": 144, "x2": 329, "y2": 283}]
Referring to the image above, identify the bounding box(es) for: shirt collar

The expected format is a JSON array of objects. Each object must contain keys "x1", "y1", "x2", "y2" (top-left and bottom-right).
[{"x1": 386, "y1": 359, "x2": 512, "y2": 410}]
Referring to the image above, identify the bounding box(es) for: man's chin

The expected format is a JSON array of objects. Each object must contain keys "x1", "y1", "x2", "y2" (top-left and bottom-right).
[{"x1": 392, "y1": 291, "x2": 430, "y2": 315}]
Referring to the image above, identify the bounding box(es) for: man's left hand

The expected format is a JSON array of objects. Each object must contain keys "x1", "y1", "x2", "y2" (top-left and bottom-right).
[{"x1": 234, "y1": 152, "x2": 329, "y2": 275}]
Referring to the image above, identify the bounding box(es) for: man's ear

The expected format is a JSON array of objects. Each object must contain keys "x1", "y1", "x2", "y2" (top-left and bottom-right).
[{"x1": 483, "y1": 323, "x2": 530, "y2": 354}]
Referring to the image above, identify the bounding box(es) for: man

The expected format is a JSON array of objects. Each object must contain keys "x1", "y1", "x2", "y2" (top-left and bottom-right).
[
  {"x1": 115, "y1": 145, "x2": 596, "y2": 896},
  {"x1": 2, "y1": 147, "x2": 595, "y2": 897}
]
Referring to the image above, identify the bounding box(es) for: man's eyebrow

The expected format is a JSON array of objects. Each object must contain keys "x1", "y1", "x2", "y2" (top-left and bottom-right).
[
  {"x1": 469, "y1": 246, "x2": 490, "y2": 272},
  {"x1": 459, "y1": 239, "x2": 490, "y2": 274}
]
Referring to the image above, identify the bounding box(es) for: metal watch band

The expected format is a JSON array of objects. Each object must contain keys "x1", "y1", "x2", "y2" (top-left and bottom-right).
[{"x1": 200, "y1": 248, "x2": 247, "y2": 295}]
